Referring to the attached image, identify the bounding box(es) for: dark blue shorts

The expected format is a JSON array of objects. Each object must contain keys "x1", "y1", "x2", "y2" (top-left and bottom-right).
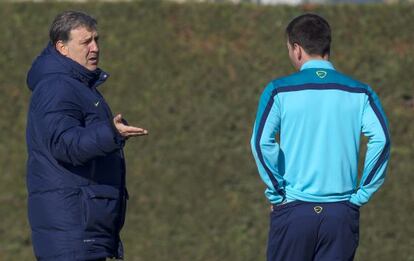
[{"x1": 267, "y1": 200, "x2": 360, "y2": 261}]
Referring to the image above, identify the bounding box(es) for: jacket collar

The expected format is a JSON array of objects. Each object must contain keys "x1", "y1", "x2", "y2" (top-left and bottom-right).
[
  {"x1": 48, "y1": 43, "x2": 109, "y2": 88},
  {"x1": 300, "y1": 60, "x2": 335, "y2": 71}
]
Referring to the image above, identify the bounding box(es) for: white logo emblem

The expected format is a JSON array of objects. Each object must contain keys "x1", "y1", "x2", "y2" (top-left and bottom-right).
[
  {"x1": 94, "y1": 101, "x2": 100, "y2": 107},
  {"x1": 314, "y1": 206, "x2": 323, "y2": 214}
]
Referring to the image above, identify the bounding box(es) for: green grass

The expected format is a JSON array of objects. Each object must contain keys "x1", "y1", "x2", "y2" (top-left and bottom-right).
[{"x1": 0, "y1": 2, "x2": 413, "y2": 260}]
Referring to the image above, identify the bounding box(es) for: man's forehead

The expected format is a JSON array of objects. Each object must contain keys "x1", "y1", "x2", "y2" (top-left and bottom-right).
[{"x1": 70, "y1": 26, "x2": 98, "y2": 39}]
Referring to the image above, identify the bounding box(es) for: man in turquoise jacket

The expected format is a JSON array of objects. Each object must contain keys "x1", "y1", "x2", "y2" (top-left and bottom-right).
[{"x1": 251, "y1": 14, "x2": 390, "y2": 261}]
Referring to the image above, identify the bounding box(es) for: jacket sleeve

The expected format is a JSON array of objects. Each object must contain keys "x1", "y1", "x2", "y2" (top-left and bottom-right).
[
  {"x1": 250, "y1": 82, "x2": 285, "y2": 203},
  {"x1": 350, "y1": 88, "x2": 391, "y2": 206},
  {"x1": 32, "y1": 79, "x2": 125, "y2": 166}
]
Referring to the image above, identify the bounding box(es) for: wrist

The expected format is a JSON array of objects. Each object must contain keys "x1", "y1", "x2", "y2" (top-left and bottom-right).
[{"x1": 109, "y1": 119, "x2": 126, "y2": 145}]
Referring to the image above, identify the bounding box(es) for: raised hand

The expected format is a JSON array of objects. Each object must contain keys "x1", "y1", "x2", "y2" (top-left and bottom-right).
[{"x1": 113, "y1": 114, "x2": 148, "y2": 138}]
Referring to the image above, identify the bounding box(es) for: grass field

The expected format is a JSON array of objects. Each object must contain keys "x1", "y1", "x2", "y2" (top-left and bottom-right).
[{"x1": 0, "y1": 1, "x2": 413, "y2": 260}]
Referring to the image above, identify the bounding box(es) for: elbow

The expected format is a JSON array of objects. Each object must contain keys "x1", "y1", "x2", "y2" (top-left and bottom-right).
[
  {"x1": 375, "y1": 133, "x2": 391, "y2": 158},
  {"x1": 250, "y1": 134, "x2": 257, "y2": 154},
  {"x1": 385, "y1": 138, "x2": 391, "y2": 156},
  {"x1": 51, "y1": 148, "x2": 86, "y2": 166},
  {"x1": 373, "y1": 131, "x2": 391, "y2": 150},
  {"x1": 250, "y1": 133, "x2": 266, "y2": 148},
  {"x1": 250, "y1": 133, "x2": 266, "y2": 156},
  {"x1": 50, "y1": 140, "x2": 88, "y2": 166},
  {"x1": 381, "y1": 133, "x2": 391, "y2": 153}
]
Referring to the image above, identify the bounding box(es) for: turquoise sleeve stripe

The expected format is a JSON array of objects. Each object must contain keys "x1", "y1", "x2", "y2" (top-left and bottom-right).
[
  {"x1": 362, "y1": 95, "x2": 391, "y2": 186},
  {"x1": 350, "y1": 88, "x2": 391, "y2": 206},
  {"x1": 251, "y1": 83, "x2": 285, "y2": 202}
]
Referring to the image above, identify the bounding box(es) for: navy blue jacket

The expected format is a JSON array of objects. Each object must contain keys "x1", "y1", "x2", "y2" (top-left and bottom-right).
[{"x1": 26, "y1": 43, "x2": 128, "y2": 260}]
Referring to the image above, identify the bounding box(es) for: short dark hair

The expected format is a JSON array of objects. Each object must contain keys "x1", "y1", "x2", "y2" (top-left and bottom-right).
[
  {"x1": 286, "y1": 14, "x2": 331, "y2": 57},
  {"x1": 49, "y1": 11, "x2": 97, "y2": 45}
]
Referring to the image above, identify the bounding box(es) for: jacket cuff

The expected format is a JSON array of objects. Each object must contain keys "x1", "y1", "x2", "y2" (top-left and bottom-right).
[{"x1": 109, "y1": 119, "x2": 126, "y2": 147}]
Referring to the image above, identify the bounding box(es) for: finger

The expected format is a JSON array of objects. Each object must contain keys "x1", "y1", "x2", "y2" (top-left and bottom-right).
[
  {"x1": 120, "y1": 126, "x2": 147, "y2": 133},
  {"x1": 124, "y1": 130, "x2": 148, "y2": 136},
  {"x1": 125, "y1": 132, "x2": 148, "y2": 137},
  {"x1": 124, "y1": 128, "x2": 148, "y2": 135}
]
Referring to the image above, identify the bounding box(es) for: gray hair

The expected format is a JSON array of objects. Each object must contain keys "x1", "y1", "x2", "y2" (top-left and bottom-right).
[{"x1": 49, "y1": 11, "x2": 97, "y2": 45}]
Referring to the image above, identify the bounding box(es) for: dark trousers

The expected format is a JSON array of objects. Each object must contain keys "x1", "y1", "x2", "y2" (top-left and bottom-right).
[{"x1": 267, "y1": 201, "x2": 360, "y2": 261}]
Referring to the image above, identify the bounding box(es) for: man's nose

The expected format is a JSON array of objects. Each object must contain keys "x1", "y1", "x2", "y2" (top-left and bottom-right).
[{"x1": 90, "y1": 40, "x2": 99, "y2": 52}]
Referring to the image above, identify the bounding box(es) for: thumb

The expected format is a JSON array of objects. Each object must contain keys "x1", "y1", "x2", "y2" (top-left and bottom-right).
[{"x1": 114, "y1": 114, "x2": 122, "y2": 123}]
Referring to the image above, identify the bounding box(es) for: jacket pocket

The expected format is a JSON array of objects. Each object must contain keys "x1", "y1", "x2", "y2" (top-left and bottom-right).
[{"x1": 80, "y1": 185, "x2": 121, "y2": 234}]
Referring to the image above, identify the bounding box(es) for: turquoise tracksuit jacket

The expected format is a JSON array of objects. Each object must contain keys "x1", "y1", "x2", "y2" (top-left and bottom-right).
[{"x1": 251, "y1": 60, "x2": 390, "y2": 206}]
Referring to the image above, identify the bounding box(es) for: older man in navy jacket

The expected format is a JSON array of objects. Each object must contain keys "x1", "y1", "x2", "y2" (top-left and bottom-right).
[{"x1": 26, "y1": 11, "x2": 147, "y2": 260}]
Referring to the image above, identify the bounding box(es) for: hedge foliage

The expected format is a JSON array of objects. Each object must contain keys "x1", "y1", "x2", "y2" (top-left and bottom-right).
[{"x1": 0, "y1": 2, "x2": 413, "y2": 260}]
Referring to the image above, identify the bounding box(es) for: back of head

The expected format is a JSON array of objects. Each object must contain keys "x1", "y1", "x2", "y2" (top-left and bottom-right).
[
  {"x1": 49, "y1": 10, "x2": 97, "y2": 45},
  {"x1": 286, "y1": 14, "x2": 331, "y2": 57}
]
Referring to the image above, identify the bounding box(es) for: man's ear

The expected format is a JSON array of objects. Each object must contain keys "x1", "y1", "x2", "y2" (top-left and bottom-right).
[
  {"x1": 55, "y1": 40, "x2": 68, "y2": 56},
  {"x1": 293, "y1": 43, "x2": 302, "y2": 62}
]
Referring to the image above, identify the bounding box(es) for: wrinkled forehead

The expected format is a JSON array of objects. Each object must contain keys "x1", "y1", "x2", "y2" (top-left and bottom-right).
[{"x1": 68, "y1": 26, "x2": 98, "y2": 41}]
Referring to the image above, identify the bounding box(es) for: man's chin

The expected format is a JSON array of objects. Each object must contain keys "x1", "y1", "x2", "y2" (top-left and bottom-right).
[{"x1": 86, "y1": 64, "x2": 98, "y2": 71}]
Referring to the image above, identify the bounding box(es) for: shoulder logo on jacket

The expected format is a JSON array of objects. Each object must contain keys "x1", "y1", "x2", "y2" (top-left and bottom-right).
[
  {"x1": 316, "y1": 70, "x2": 327, "y2": 79},
  {"x1": 94, "y1": 101, "x2": 100, "y2": 107}
]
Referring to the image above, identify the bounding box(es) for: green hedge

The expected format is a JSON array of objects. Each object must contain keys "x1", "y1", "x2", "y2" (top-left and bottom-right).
[{"x1": 0, "y1": 2, "x2": 413, "y2": 260}]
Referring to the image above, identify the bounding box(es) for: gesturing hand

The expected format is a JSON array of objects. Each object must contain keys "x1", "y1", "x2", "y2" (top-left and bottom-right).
[{"x1": 113, "y1": 114, "x2": 148, "y2": 138}]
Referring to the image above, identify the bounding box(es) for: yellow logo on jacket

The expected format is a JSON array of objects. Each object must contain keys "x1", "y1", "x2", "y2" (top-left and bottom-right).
[{"x1": 316, "y1": 70, "x2": 327, "y2": 78}]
